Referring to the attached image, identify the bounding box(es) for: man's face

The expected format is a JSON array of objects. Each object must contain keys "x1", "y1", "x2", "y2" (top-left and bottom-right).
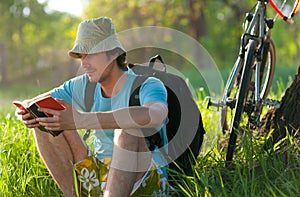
[{"x1": 80, "y1": 52, "x2": 115, "y2": 83}]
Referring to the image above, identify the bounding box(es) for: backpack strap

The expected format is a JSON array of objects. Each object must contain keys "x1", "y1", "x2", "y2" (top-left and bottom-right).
[
  {"x1": 129, "y1": 75, "x2": 163, "y2": 151},
  {"x1": 129, "y1": 75, "x2": 148, "y2": 106},
  {"x1": 83, "y1": 80, "x2": 97, "y2": 141},
  {"x1": 149, "y1": 54, "x2": 166, "y2": 72}
]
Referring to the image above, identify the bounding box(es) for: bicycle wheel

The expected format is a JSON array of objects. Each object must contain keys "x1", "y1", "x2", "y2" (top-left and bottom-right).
[
  {"x1": 220, "y1": 57, "x2": 244, "y2": 134},
  {"x1": 226, "y1": 40, "x2": 256, "y2": 162},
  {"x1": 221, "y1": 57, "x2": 243, "y2": 133},
  {"x1": 246, "y1": 38, "x2": 276, "y2": 125},
  {"x1": 221, "y1": 39, "x2": 275, "y2": 133},
  {"x1": 259, "y1": 39, "x2": 276, "y2": 99}
]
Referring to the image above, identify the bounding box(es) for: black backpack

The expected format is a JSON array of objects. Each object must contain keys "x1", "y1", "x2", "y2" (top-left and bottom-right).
[{"x1": 83, "y1": 55, "x2": 205, "y2": 176}]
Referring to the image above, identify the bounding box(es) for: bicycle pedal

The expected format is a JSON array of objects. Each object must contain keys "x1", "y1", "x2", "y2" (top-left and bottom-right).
[{"x1": 204, "y1": 96, "x2": 224, "y2": 110}]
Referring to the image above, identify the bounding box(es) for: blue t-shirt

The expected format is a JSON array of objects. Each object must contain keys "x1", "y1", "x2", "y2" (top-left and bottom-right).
[{"x1": 50, "y1": 71, "x2": 168, "y2": 166}]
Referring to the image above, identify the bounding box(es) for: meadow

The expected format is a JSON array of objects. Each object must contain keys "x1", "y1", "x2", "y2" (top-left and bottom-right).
[{"x1": 0, "y1": 66, "x2": 299, "y2": 196}]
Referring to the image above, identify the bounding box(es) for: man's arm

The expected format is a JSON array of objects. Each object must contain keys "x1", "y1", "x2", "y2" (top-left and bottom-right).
[
  {"x1": 82, "y1": 101, "x2": 168, "y2": 129},
  {"x1": 36, "y1": 100, "x2": 168, "y2": 131}
]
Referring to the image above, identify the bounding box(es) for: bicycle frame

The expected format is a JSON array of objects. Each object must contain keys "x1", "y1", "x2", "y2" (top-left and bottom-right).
[{"x1": 222, "y1": 0, "x2": 271, "y2": 123}]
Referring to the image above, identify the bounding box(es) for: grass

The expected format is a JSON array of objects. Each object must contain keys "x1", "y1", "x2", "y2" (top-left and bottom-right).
[
  {"x1": 171, "y1": 130, "x2": 300, "y2": 197},
  {"x1": 0, "y1": 113, "x2": 63, "y2": 196},
  {"x1": 1, "y1": 94, "x2": 299, "y2": 197},
  {"x1": 0, "y1": 66, "x2": 299, "y2": 196}
]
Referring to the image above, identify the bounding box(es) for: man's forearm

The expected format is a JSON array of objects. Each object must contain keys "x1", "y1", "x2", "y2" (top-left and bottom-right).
[
  {"x1": 78, "y1": 104, "x2": 167, "y2": 130},
  {"x1": 35, "y1": 101, "x2": 168, "y2": 131}
]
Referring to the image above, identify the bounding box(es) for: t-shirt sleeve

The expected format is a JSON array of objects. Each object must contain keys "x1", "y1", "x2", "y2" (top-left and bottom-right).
[
  {"x1": 49, "y1": 75, "x2": 87, "y2": 111},
  {"x1": 139, "y1": 77, "x2": 169, "y2": 160},
  {"x1": 139, "y1": 77, "x2": 167, "y2": 107}
]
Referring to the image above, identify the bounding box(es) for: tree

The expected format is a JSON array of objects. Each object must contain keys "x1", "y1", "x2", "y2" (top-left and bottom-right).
[
  {"x1": 0, "y1": 42, "x2": 8, "y2": 84},
  {"x1": 0, "y1": 0, "x2": 80, "y2": 85},
  {"x1": 262, "y1": 66, "x2": 300, "y2": 148},
  {"x1": 84, "y1": 0, "x2": 207, "y2": 39}
]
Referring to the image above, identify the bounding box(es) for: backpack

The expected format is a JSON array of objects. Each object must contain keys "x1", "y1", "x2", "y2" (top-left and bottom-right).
[{"x1": 83, "y1": 55, "x2": 205, "y2": 176}]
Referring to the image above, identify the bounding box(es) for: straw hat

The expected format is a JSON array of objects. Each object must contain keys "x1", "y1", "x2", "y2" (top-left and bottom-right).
[{"x1": 68, "y1": 17, "x2": 125, "y2": 58}]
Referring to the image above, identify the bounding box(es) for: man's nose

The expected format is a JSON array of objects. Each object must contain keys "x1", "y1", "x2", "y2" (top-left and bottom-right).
[
  {"x1": 80, "y1": 54, "x2": 88, "y2": 67},
  {"x1": 81, "y1": 61, "x2": 90, "y2": 69},
  {"x1": 80, "y1": 54, "x2": 88, "y2": 61}
]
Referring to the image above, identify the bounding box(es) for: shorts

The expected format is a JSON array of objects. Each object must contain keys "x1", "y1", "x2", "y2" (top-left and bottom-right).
[{"x1": 74, "y1": 152, "x2": 168, "y2": 197}]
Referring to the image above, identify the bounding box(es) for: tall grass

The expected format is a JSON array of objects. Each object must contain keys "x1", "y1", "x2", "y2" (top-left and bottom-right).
[
  {"x1": 2, "y1": 97, "x2": 299, "y2": 196},
  {"x1": 173, "y1": 130, "x2": 300, "y2": 197},
  {"x1": 0, "y1": 113, "x2": 62, "y2": 196},
  {"x1": 0, "y1": 72, "x2": 299, "y2": 196}
]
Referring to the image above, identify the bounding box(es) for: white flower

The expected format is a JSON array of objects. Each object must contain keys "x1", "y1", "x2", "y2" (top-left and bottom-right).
[{"x1": 78, "y1": 168, "x2": 100, "y2": 191}]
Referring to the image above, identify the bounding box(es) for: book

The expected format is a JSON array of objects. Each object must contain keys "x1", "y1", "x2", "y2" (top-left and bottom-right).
[{"x1": 13, "y1": 96, "x2": 66, "y2": 136}]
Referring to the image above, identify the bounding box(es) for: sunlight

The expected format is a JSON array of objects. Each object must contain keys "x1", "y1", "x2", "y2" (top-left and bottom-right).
[{"x1": 37, "y1": 0, "x2": 84, "y2": 16}]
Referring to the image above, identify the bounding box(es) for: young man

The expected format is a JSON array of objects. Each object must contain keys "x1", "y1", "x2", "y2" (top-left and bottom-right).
[{"x1": 17, "y1": 17, "x2": 169, "y2": 197}]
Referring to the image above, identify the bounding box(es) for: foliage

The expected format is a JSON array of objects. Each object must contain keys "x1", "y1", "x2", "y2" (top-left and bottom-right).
[
  {"x1": 1, "y1": 1, "x2": 300, "y2": 86},
  {"x1": 83, "y1": 0, "x2": 300, "y2": 70},
  {"x1": 0, "y1": 0, "x2": 80, "y2": 84}
]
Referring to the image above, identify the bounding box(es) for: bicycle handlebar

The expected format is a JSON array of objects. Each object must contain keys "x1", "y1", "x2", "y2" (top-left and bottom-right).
[
  {"x1": 269, "y1": 0, "x2": 300, "y2": 24},
  {"x1": 285, "y1": 18, "x2": 294, "y2": 25}
]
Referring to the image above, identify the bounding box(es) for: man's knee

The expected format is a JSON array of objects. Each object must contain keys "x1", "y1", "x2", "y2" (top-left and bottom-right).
[
  {"x1": 114, "y1": 129, "x2": 143, "y2": 151},
  {"x1": 112, "y1": 129, "x2": 151, "y2": 172},
  {"x1": 33, "y1": 128, "x2": 61, "y2": 143}
]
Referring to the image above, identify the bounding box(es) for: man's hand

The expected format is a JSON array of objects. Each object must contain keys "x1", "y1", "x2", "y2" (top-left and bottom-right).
[
  {"x1": 36, "y1": 99, "x2": 81, "y2": 131},
  {"x1": 16, "y1": 108, "x2": 40, "y2": 129}
]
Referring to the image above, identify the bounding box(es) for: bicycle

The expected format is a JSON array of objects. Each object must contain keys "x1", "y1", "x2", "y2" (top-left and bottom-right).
[{"x1": 207, "y1": 0, "x2": 300, "y2": 162}]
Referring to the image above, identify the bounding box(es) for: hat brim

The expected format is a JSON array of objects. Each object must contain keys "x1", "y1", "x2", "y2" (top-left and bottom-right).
[{"x1": 68, "y1": 35, "x2": 126, "y2": 58}]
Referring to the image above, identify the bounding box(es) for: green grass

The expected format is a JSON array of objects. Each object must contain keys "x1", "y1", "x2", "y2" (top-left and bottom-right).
[
  {"x1": 1, "y1": 94, "x2": 299, "y2": 197},
  {"x1": 0, "y1": 113, "x2": 63, "y2": 196},
  {"x1": 0, "y1": 66, "x2": 299, "y2": 196},
  {"x1": 169, "y1": 128, "x2": 300, "y2": 197}
]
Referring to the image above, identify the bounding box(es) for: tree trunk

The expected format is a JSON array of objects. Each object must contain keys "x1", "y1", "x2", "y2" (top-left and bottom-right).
[
  {"x1": 0, "y1": 42, "x2": 8, "y2": 85},
  {"x1": 188, "y1": 0, "x2": 206, "y2": 39},
  {"x1": 261, "y1": 66, "x2": 300, "y2": 147}
]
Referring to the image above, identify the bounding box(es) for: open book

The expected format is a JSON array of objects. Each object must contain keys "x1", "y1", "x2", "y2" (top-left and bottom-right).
[{"x1": 13, "y1": 96, "x2": 65, "y2": 136}]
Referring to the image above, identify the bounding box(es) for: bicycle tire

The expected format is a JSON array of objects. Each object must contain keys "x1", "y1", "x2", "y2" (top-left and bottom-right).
[
  {"x1": 259, "y1": 39, "x2": 276, "y2": 99},
  {"x1": 221, "y1": 57, "x2": 243, "y2": 133},
  {"x1": 221, "y1": 39, "x2": 275, "y2": 133},
  {"x1": 226, "y1": 40, "x2": 256, "y2": 162}
]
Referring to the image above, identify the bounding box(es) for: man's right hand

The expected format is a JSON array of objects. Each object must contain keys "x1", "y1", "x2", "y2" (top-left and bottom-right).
[{"x1": 16, "y1": 109, "x2": 40, "y2": 129}]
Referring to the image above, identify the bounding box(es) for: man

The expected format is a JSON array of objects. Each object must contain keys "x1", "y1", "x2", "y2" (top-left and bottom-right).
[{"x1": 17, "y1": 17, "x2": 169, "y2": 197}]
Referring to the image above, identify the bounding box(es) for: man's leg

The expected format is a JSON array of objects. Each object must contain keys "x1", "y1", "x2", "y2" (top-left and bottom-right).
[
  {"x1": 33, "y1": 129, "x2": 88, "y2": 197},
  {"x1": 104, "y1": 129, "x2": 152, "y2": 197}
]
